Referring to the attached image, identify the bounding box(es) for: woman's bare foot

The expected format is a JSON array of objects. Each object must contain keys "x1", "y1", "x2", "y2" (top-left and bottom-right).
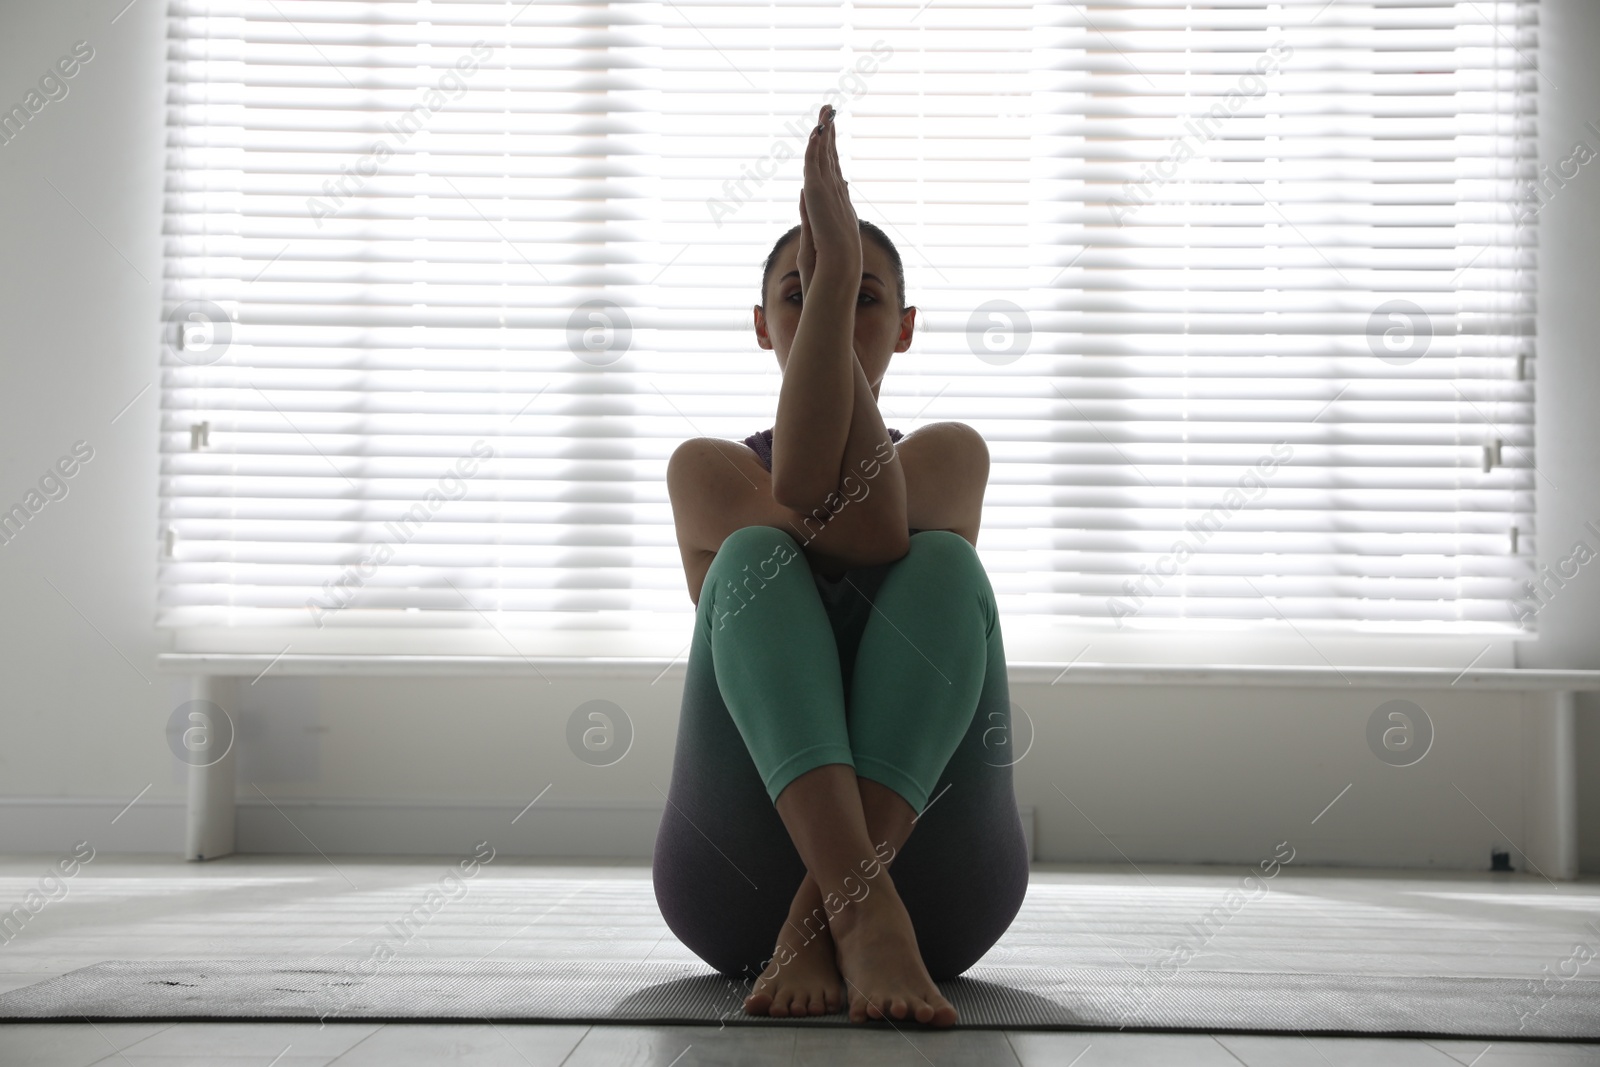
[
  {"x1": 828, "y1": 875, "x2": 957, "y2": 1026},
  {"x1": 743, "y1": 924, "x2": 844, "y2": 1017}
]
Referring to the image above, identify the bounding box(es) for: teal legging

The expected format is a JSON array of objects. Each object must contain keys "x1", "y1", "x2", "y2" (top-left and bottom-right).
[
  {"x1": 704, "y1": 524, "x2": 993, "y2": 811},
  {"x1": 653, "y1": 523, "x2": 1030, "y2": 981}
]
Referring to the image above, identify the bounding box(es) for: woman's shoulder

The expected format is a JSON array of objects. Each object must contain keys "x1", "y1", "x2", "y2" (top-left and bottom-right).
[{"x1": 894, "y1": 421, "x2": 984, "y2": 459}]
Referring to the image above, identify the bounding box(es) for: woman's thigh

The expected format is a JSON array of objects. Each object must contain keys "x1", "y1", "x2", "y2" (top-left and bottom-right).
[
  {"x1": 885, "y1": 590, "x2": 1030, "y2": 980},
  {"x1": 846, "y1": 530, "x2": 993, "y2": 813},
  {"x1": 652, "y1": 529, "x2": 817, "y2": 979}
]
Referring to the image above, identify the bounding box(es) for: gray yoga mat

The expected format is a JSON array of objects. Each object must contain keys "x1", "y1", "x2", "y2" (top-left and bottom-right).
[{"x1": 2, "y1": 959, "x2": 1597, "y2": 1038}]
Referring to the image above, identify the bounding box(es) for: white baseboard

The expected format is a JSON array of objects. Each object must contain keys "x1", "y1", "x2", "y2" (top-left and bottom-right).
[
  {"x1": 238, "y1": 798, "x2": 665, "y2": 859},
  {"x1": 0, "y1": 796, "x2": 1043, "y2": 863},
  {"x1": 0, "y1": 796, "x2": 188, "y2": 855},
  {"x1": 0, "y1": 797, "x2": 1038, "y2": 862}
]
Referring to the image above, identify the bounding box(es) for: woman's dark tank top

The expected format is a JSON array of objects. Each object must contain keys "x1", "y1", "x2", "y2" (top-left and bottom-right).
[{"x1": 741, "y1": 426, "x2": 904, "y2": 473}]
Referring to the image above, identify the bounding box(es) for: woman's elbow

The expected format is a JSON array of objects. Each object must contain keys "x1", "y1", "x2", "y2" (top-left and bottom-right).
[
  {"x1": 870, "y1": 526, "x2": 912, "y2": 566},
  {"x1": 772, "y1": 472, "x2": 836, "y2": 514}
]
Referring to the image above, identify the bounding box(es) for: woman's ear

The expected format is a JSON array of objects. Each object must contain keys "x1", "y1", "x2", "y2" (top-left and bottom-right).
[
  {"x1": 894, "y1": 305, "x2": 917, "y2": 352},
  {"x1": 753, "y1": 304, "x2": 774, "y2": 350}
]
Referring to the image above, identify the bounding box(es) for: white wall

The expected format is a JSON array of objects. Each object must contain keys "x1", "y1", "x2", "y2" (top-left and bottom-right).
[
  {"x1": 1528, "y1": 0, "x2": 1600, "y2": 871},
  {"x1": 1, "y1": 0, "x2": 1597, "y2": 872},
  {"x1": 0, "y1": 0, "x2": 168, "y2": 825}
]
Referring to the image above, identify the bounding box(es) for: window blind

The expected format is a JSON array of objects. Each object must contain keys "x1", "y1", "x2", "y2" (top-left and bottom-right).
[{"x1": 160, "y1": 0, "x2": 1538, "y2": 656}]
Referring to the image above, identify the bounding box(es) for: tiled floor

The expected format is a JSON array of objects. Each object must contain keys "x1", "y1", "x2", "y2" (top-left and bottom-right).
[
  {"x1": 6, "y1": 1024, "x2": 1600, "y2": 1066},
  {"x1": 1, "y1": 855, "x2": 1597, "y2": 1065}
]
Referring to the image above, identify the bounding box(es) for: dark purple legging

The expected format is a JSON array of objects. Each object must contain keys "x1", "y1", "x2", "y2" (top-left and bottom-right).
[{"x1": 652, "y1": 525, "x2": 1030, "y2": 982}]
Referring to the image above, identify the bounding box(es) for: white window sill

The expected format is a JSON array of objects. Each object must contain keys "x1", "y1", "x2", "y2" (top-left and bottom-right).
[{"x1": 155, "y1": 653, "x2": 1600, "y2": 691}]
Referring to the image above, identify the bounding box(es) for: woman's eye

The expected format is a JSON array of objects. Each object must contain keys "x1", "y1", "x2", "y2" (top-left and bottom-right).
[{"x1": 783, "y1": 291, "x2": 873, "y2": 305}]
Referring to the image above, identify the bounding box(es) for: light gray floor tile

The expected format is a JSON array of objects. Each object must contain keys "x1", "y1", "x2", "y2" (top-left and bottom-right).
[
  {"x1": 110, "y1": 1021, "x2": 381, "y2": 1058},
  {"x1": 326, "y1": 1022, "x2": 588, "y2": 1066},
  {"x1": 91, "y1": 1057, "x2": 337, "y2": 1067},
  {"x1": 564, "y1": 1024, "x2": 794, "y2": 1067},
  {"x1": 0, "y1": 1022, "x2": 176, "y2": 1067},
  {"x1": 1009, "y1": 1031, "x2": 1239, "y2": 1066},
  {"x1": 1425, "y1": 1040, "x2": 1600, "y2": 1065},
  {"x1": 1217, "y1": 1033, "x2": 1466, "y2": 1066},
  {"x1": 793, "y1": 1026, "x2": 1021, "y2": 1067}
]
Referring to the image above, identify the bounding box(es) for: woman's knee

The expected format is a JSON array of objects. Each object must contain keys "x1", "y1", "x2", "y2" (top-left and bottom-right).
[
  {"x1": 707, "y1": 525, "x2": 803, "y2": 579},
  {"x1": 910, "y1": 527, "x2": 978, "y2": 557},
  {"x1": 902, "y1": 528, "x2": 983, "y2": 581}
]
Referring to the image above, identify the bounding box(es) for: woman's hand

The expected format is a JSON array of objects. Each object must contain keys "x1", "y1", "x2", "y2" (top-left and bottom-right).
[{"x1": 796, "y1": 103, "x2": 862, "y2": 299}]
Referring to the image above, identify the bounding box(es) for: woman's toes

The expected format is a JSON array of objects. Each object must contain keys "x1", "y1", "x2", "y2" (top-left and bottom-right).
[{"x1": 911, "y1": 997, "x2": 935, "y2": 1024}]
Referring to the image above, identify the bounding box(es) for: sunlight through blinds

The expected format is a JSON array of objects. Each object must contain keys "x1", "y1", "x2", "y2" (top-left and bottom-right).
[{"x1": 159, "y1": 0, "x2": 1538, "y2": 656}]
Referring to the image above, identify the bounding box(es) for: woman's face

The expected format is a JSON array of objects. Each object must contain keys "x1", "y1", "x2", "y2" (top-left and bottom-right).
[{"x1": 753, "y1": 236, "x2": 916, "y2": 399}]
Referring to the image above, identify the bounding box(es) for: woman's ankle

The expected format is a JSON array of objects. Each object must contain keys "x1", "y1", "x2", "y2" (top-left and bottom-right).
[
  {"x1": 825, "y1": 866, "x2": 902, "y2": 940},
  {"x1": 780, "y1": 909, "x2": 833, "y2": 950}
]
